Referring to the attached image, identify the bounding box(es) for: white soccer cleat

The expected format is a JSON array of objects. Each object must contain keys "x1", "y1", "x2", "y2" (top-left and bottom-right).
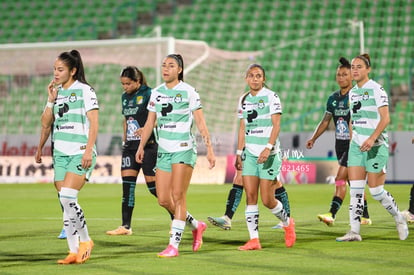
[
  {"x1": 336, "y1": 231, "x2": 362, "y2": 242},
  {"x1": 396, "y1": 213, "x2": 409, "y2": 240}
]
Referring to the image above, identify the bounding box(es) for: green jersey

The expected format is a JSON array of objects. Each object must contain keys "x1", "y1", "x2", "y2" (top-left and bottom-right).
[
  {"x1": 237, "y1": 87, "x2": 282, "y2": 157},
  {"x1": 148, "y1": 81, "x2": 202, "y2": 153},
  {"x1": 53, "y1": 80, "x2": 99, "y2": 156},
  {"x1": 349, "y1": 79, "x2": 389, "y2": 147}
]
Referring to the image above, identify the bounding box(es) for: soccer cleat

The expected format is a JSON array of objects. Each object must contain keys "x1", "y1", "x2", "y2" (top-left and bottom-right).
[
  {"x1": 396, "y1": 216, "x2": 409, "y2": 240},
  {"x1": 192, "y1": 221, "x2": 207, "y2": 252},
  {"x1": 283, "y1": 218, "x2": 296, "y2": 248},
  {"x1": 360, "y1": 217, "x2": 372, "y2": 225},
  {"x1": 57, "y1": 252, "x2": 77, "y2": 264},
  {"x1": 401, "y1": 210, "x2": 414, "y2": 224},
  {"x1": 157, "y1": 245, "x2": 179, "y2": 258},
  {"x1": 272, "y1": 221, "x2": 284, "y2": 229},
  {"x1": 57, "y1": 228, "x2": 67, "y2": 239},
  {"x1": 76, "y1": 239, "x2": 94, "y2": 264},
  {"x1": 336, "y1": 231, "x2": 362, "y2": 242},
  {"x1": 238, "y1": 238, "x2": 262, "y2": 251},
  {"x1": 317, "y1": 213, "x2": 335, "y2": 226},
  {"x1": 106, "y1": 226, "x2": 132, "y2": 236},
  {"x1": 207, "y1": 216, "x2": 231, "y2": 230}
]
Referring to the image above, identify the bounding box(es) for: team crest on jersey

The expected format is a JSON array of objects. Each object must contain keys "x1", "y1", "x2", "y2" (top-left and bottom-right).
[
  {"x1": 174, "y1": 94, "x2": 182, "y2": 103},
  {"x1": 69, "y1": 93, "x2": 77, "y2": 103},
  {"x1": 362, "y1": 91, "x2": 369, "y2": 100},
  {"x1": 257, "y1": 99, "x2": 265, "y2": 109},
  {"x1": 136, "y1": 96, "x2": 143, "y2": 105}
]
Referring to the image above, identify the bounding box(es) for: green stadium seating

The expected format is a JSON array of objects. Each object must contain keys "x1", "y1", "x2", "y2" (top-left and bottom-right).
[{"x1": 0, "y1": 0, "x2": 413, "y2": 134}]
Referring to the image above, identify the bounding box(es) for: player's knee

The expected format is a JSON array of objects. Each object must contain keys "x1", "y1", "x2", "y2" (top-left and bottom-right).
[
  {"x1": 335, "y1": 179, "x2": 346, "y2": 186},
  {"x1": 369, "y1": 185, "x2": 385, "y2": 201}
]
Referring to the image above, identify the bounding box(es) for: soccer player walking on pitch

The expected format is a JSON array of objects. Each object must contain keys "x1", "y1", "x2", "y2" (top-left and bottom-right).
[
  {"x1": 136, "y1": 54, "x2": 215, "y2": 257},
  {"x1": 106, "y1": 66, "x2": 172, "y2": 236},
  {"x1": 40, "y1": 50, "x2": 98, "y2": 263},
  {"x1": 336, "y1": 54, "x2": 408, "y2": 242},
  {"x1": 306, "y1": 57, "x2": 372, "y2": 226},
  {"x1": 235, "y1": 64, "x2": 296, "y2": 251}
]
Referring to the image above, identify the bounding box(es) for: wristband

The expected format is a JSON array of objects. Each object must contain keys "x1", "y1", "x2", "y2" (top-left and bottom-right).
[
  {"x1": 46, "y1": 101, "x2": 54, "y2": 108},
  {"x1": 236, "y1": 149, "x2": 243, "y2": 155},
  {"x1": 265, "y1": 143, "x2": 273, "y2": 150}
]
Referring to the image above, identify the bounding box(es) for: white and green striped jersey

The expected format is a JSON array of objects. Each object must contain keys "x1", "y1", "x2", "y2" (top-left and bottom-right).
[
  {"x1": 148, "y1": 81, "x2": 202, "y2": 153},
  {"x1": 237, "y1": 87, "x2": 282, "y2": 157},
  {"x1": 349, "y1": 79, "x2": 389, "y2": 147},
  {"x1": 53, "y1": 80, "x2": 99, "y2": 156}
]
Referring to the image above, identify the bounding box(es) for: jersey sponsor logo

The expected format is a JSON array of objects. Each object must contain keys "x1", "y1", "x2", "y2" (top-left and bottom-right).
[
  {"x1": 372, "y1": 162, "x2": 379, "y2": 169},
  {"x1": 57, "y1": 103, "x2": 69, "y2": 117},
  {"x1": 246, "y1": 110, "x2": 258, "y2": 123},
  {"x1": 180, "y1": 142, "x2": 188, "y2": 147},
  {"x1": 380, "y1": 95, "x2": 388, "y2": 104},
  {"x1": 250, "y1": 129, "x2": 264, "y2": 134},
  {"x1": 334, "y1": 109, "x2": 349, "y2": 116},
  {"x1": 159, "y1": 124, "x2": 176, "y2": 129},
  {"x1": 161, "y1": 103, "x2": 173, "y2": 116},
  {"x1": 55, "y1": 125, "x2": 75, "y2": 130},
  {"x1": 352, "y1": 101, "x2": 362, "y2": 113},
  {"x1": 124, "y1": 107, "x2": 139, "y2": 115},
  {"x1": 353, "y1": 120, "x2": 367, "y2": 125}
]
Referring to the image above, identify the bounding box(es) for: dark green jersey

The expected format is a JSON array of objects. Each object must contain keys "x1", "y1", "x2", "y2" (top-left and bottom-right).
[
  {"x1": 326, "y1": 90, "x2": 350, "y2": 141},
  {"x1": 121, "y1": 85, "x2": 155, "y2": 146}
]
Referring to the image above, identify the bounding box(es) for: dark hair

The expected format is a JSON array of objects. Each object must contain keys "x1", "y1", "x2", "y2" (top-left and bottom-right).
[
  {"x1": 166, "y1": 54, "x2": 184, "y2": 81},
  {"x1": 245, "y1": 63, "x2": 266, "y2": 79},
  {"x1": 120, "y1": 66, "x2": 147, "y2": 86},
  {"x1": 57, "y1": 50, "x2": 90, "y2": 86},
  {"x1": 355, "y1": 53, "x2": 371, "y2": 68},
  {"x1": 242, "y1": 64, "x2": 267, "y2": 104},
  {"x1": 338, "y1": 57, "x2": 351, "y2": 69}
]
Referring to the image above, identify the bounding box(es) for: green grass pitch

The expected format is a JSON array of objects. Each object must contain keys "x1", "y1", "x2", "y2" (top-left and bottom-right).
[{"x1": 1, "y1": 183, "x2": 413, "y2": 274}]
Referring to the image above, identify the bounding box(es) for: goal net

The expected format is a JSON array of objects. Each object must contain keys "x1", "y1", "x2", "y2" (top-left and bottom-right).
[{"x1": 0, "y1": 37, "x2": 260, "y2": 156}]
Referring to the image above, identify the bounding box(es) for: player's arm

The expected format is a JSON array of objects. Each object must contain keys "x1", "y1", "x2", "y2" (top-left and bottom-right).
[
  {"x1": 82, "y1": 109, "x2": 99, "y2": 169},
  {"x1": 258, "y1": 113, "x2": 280, "y2": 164},
  {"x1": 306, "y1": 112, "x2": 332, "y2": 149},
  {"x1": 360, "y1": 105, "x2": 389, "y2": 151},
  {"x1": 122, "y1": 117, "x2": 127, "y2": 145},
  {"x1": 194, "y1": 108, "x2": 216, "y2": 169},
  {"x1": 35, "y1": 124, "x2": 51, "y2": 163},
  {"x1": 235, "y1": 118, "x2": 245, "y2": 171},
  {"x1": 136, "y1": 111, "x2": 156, "y2": 163}
]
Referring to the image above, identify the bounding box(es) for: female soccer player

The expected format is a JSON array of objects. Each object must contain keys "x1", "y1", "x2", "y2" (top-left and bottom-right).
[
  {"x1": 306, "y1": 57, "x2": 371, "y2": 226},
  {"x1": 106, "y1": 66, "x2": 167, "y2": 236},
  {"x1": 136, "y1": 54, "x2": 215, "y2": 257},
  {"x1": 235, "y1": 64, "x2": 295, "y2": 251},
  {"x1": 336, "y1": 54, "x2": 408, "y2": 242},
  {"x1": 40, "y1": 50, "x2": 98, "y2": 263}
]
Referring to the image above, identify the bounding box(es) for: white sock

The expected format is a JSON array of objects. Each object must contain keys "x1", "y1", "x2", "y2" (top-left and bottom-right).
[
  {"x1": 60, "y1": 187, "x2": 90, "y2": 242},
  {"x1": 169, "y1": 219, "x2": 186, "y2": 249},
  {"x1": 369, "y1": 185, "x2": 400, "y2": 220},
  {"x1": 349, "y1": 180, "x2": 365, "y2": 234},
  {"x1": 186, "y1": 211, "x2": 198, "y2": 231},
  {"x1": 270, "y1": 199, "x2": 289, "y2": 226},
  {"x1": 245, "y1": 205, "x2": 259, "y2": 240},
  {"x1": 63, "y1": 209, "x2": 79, "y2": 253}
]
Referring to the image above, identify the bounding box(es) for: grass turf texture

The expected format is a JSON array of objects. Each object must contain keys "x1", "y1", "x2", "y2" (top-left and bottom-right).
[{"x1": 0, "y1": 183, "x2": 413, "y2": 274}]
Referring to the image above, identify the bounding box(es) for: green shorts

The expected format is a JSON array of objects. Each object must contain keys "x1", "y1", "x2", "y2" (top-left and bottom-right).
[
  {"x1": 156, "y1": 149, "x2": 197, "y2": 172},
  {"x1": 348, "y1": 141, "x2": 388, "y2": 173},
  {"x1": 53, "y1": 154, "x2": 97, "y2": 182},
  {"x1": 241, "y1": 150, "x2": 282, "y2": 180}
]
